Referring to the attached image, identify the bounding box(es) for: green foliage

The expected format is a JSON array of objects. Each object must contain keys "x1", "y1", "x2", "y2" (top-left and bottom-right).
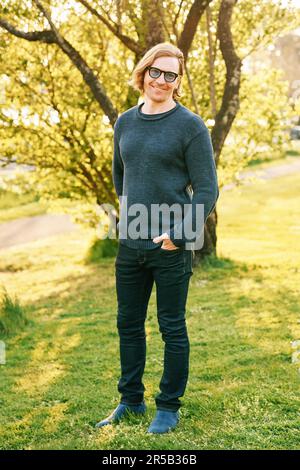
[
  {"x1": 0, "y1": 188, "x2": 49, "y2": 223},
  {"x1": 0, "y1": 188, "x2": 39, "y2": 211},
  {"x1": 85, "y1": 237, "x2": 119, "y2": 263},
  {"x1": 0, "y1": 2, "x2": 129, "y2": 207},
  {"x1": 0, "y1": 0, "x2": 299, "y2": 226},
  {"x1": 218, "y1": 68, "x2": 295, "y2": 186},
  {"x1": 0, "y1": 286, "x2": 28, "y2": 336}
]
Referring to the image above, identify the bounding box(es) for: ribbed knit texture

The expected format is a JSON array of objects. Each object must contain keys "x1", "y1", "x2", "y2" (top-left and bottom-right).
[{"x1": 112, "y1": 100, "x2": 219, "y2": 250}]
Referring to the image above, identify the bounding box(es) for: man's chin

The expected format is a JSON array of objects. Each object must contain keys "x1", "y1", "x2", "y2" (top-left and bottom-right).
[{"x1": 146, "y1": 93, "x2": 167, "y2": 103}]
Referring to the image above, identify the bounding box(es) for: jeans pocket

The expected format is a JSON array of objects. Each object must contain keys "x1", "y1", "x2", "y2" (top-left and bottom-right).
[{"x1": 159, "y1": 245, "x2": 184, "y2": 253}]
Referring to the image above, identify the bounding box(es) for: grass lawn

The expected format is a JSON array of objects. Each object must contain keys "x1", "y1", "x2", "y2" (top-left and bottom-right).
[{"x1": 0, "y1": 171, "x2": 300, "y2": 450}]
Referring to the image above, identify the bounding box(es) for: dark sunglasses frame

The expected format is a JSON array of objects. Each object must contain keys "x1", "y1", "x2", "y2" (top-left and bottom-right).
[{"x1": 145, "y1": 66, "x2": 180, "y2": 83}]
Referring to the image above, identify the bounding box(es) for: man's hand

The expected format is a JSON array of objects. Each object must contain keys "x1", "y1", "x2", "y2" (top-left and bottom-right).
[{"x1": 153, "y1": 232, "x2": 179, "y2": 250}]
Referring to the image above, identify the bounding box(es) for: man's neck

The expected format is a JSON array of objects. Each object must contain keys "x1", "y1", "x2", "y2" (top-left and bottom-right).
[{"x1": 141, "y1": 99, "x2": 177, "y2": 115}]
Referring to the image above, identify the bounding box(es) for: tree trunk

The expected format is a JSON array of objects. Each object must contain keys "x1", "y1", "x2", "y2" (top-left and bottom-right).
[{"x1": 193, "y1": 208, "x2": 218, "y2": 266}]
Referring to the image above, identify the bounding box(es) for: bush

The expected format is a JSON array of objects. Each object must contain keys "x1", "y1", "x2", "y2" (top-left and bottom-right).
[{"x1": 85, "y1": 237, "x2": 119, "y2": 263}]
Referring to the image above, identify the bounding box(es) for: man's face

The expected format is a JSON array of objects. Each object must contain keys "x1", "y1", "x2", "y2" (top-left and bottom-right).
[{"x1": 143, "y1": 56, "x2": 180, "y2": 103}]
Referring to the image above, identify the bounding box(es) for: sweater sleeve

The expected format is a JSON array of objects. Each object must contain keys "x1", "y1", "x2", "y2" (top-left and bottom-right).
[
  {"x1": 112, "y1": 120, "x2": 124, "y2": 199},
  {"x1": 167, "y1": 127, "x2": 219, "y2": 248}
]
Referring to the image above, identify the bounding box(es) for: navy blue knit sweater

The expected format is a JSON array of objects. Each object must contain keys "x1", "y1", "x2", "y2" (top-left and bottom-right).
[{"x1": 112, "y1": 100, "x2": 219, "y2": 250}]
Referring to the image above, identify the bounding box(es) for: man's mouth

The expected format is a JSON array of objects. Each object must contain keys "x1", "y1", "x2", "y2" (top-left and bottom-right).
[{"x1": 151, "y1": 85, "x2": 165, "y2": 91}]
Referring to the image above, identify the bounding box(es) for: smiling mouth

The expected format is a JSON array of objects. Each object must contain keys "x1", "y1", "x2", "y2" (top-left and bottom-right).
[{"x1": 152, "y1": 86, "x2": 165, "y2": 91}]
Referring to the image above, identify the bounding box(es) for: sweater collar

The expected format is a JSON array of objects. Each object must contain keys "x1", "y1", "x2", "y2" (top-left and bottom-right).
[{"x1": 136, "y1": 100, "x2": 180, "y2": 121}]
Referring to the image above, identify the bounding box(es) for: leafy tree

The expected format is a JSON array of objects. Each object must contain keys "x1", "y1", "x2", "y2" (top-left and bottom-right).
[{"x1": 0, "y1": 0, "x2": 299, "y2": 261}]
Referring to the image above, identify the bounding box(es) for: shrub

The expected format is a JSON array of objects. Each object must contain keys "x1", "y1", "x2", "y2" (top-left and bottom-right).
[{"x1": 85, "y1": 237, "x2": 119, "y2": 263}]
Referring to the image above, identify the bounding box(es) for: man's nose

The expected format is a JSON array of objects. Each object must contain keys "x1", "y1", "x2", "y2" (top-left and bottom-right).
[{"x1": 155, "y1": 75, "x2": 166, "y2": 85}]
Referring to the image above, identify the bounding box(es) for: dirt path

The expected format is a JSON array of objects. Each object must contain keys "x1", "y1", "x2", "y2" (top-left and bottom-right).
[
  {"x1": 0, "y1": 214, "x2": 78, "y2": 250},
  {"x1": 0, "y1": 158, "x2": 299, "y2": 250}
]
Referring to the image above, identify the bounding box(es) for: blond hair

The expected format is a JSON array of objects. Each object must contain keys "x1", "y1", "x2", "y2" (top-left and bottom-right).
[{"x1": 128, "y1": 42, "x2": 184, "y2": 101}]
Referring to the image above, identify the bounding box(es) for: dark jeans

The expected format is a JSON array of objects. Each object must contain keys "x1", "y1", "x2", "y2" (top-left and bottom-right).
[{"x1": 115, "y1": 241, "x2": 194, "y2": 412}]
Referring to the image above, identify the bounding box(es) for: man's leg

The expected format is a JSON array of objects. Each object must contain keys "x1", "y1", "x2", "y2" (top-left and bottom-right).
[
  {"x1": 115, "y1": 243, "x2": 154, "y2": 405},
  {"x1": 152, "y1": 248, "x2": 193, "y2": 412}
]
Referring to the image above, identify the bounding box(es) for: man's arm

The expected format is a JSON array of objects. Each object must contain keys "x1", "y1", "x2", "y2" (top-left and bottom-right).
[
  {"x1": 168, "y1": 127, "x2": 219, "y2": 247},
  {"x1": 112, "y1": 120, "x2": 124, "y2": 199}
]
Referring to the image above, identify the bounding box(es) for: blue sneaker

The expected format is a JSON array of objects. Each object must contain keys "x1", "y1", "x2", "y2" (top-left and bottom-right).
[
  {"x1": 147, "y1": 410, "x2": 179, "y2": 434},
  {"x1": 95, "y1": 402, "x2": 147, "y2": 428}
]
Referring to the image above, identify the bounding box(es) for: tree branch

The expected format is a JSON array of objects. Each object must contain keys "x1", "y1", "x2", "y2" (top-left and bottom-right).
[
  {"x1": 78, "y1": 0, "x2": 142, "y2": 55},
  {"x1": 178, "y1": 0, "x2": 214, "y2": 62},
  {"x1": 0, "y1": 18, "x2": 55, "y2": 43},
  {"x1": 211, "y1": 0, "x2": 242, "y2": 164},
  {"x1": 0, "y1": 2, "x2": 118, "y2": 126}
]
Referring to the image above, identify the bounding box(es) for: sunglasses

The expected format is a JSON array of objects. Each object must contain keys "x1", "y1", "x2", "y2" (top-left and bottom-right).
[{"x1": 146, "y1": 66, "x2": 179, "y2": 83}]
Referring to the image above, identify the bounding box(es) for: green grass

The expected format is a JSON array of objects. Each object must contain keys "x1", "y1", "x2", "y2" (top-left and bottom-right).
[
  {"x1": 0, "y1": 190, "x2": 49, "y2": 224},
  {"x1": 0, "y1": 170, "x2": 300, "y2": 449},
  {"x1": 0, "y1": 287, "x2": 29, "y2": 336}
]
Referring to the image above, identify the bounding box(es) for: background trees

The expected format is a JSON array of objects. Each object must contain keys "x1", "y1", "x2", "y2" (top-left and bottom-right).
[{"x1": 0, "y1": 0, "x2": 298, "y2": 261}]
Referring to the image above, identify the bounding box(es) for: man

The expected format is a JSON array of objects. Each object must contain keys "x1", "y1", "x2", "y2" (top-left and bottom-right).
[{"x1": 95, "y1": 43, "x2": 219, "y2": 434}]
